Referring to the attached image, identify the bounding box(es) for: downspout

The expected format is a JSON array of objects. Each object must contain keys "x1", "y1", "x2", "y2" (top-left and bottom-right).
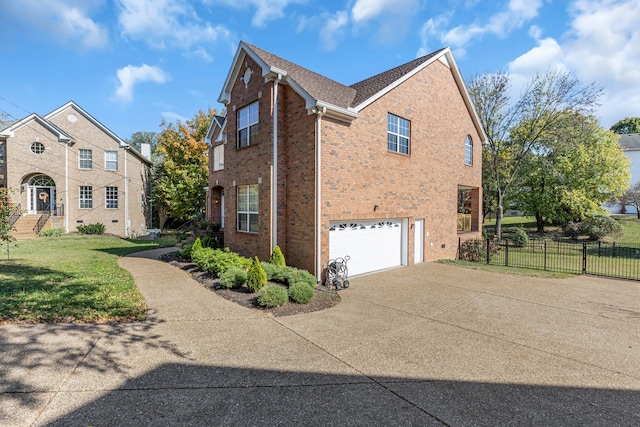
[
  {"x1": 315, "y1": 106, "x2": 325, "y2": 281},
  {"x1": 272, "y1": 74, "x2": 281, "y2": 252},
  {"x1": 65, "y1": 141, "x2": 69, "y2": 233},
  {"x1": 124, "y1": 147, "x2": 129, "y2": 237}
]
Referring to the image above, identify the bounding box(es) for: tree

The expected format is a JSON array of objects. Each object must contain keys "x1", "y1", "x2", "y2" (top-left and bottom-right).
[
  {"x1": 467, "y1": 69, "x2": 602, "y2": 239},
  {"x1": 620, "y1": 181, "x2": 640, "y2": 219},
  {"x1": 128, "y1": 131, "x2": 161, "y2": 162},
  {"x1": 610, "y1": 117, "x2": 640, "y2": 134},
  {"x1": 153, "y1": 108, "x2": 214, "y2": 228},
  {"x1": 512, "y1": 113, "x2": 630, "y2": 231},
  {"x1": 0, "y1": 188, "x2": 17, "y2": 260}
]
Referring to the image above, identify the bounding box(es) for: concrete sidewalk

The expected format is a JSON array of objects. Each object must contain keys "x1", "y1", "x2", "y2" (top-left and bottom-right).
[{"x1": 1, "y1": 247, "x2": 639, "y2": 426}]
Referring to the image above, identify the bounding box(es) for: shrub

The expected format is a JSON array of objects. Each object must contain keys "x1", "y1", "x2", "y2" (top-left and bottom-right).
[
  {"x1": 40, "y1": 227, "x2": 65, "y2": 237},
  {"x1": 459, "y1": 238, "x2": 486, "y2": 262},
  {"x1": 178, "y1": 242, "x2": 194, "y2": 259},
  {"x1": 77, "y1": 223, "x2": 105, "y2": 235},
  {"x1": 269, "y1": 245, "x2": 286, "y2": 267},
  {"x1": 219, "y1": 267, "x2": 247, "y2": 289},
  {"x1": 288, "y1": 282, "x2": 314, "y2": 304},
  {"x1": 580, "y1": 215, "x2": 622, "y2": 240},
  {"x1": 201, "y1": 235, "x2": 223, "y2": 249},
  {"x1": 257, "y1": 285, "x2": 288, "y2": 308},
  {"x1": 512, "y1": 227, "x2": 529, "y2": 247},
  {"x1": 247, "y1": 256, "x2": 267, "y2": 292},
  {"x1": 271, "y1": 266, "x2": 316, "y2": 287},
  {"x1": 260, "y1": 262, "x2": 279, "y2": 280},
  {"x1": 563, "y1": 221, "x2": 581, "y2": 240},
  {"x1": 192, "y1": 247, "x2": 251, "y2": 277}
]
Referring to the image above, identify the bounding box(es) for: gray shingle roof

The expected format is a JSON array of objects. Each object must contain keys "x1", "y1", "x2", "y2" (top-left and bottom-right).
[
  {"x1": 349, "y1": 49, "x2": 445, "y2": 107},
  {"x1": 619, "y1": 133, "x2": 640, "y2": 150},
  {"x1": 245, "y1": 43, "x2": 357, "y2": 109}
]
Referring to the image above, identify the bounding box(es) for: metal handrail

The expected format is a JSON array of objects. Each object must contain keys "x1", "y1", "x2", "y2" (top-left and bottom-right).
[
  {"x1": 8, "y1": 204, "x2": 21, "y2": 227},
  {"x1": 34, "y1": 213, "x2": 50, "y2": 234}
]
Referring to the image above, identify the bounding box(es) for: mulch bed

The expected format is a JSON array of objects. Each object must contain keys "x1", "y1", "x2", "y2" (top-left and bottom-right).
[{"x1": 160, "y1": 252, "x2": 341, "y2": 317}]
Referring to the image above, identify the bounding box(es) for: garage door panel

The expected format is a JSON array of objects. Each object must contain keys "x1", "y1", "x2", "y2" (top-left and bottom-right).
[{"x1": 329, "y1": 220, "x2": 403, "y2": 276}]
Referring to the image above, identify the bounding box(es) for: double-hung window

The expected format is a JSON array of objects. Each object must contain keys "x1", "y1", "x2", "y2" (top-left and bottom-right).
[
  {"x1": 106, "y1": 187, "x2": 118, "y2": 209},
  {"x1": 79, "y1": 186, "x2": 93, "y2": 209},
  {"x1": 388, "y1": 113, "x2": 410, "y2": 154},
  {"x1": 79, "y1": 149, "x2": 92, "y2": 169},
  {"x1": 238, "y1": 102, "x2": 259, "y2": 148},
  {"x1": 212, "y1": 144, "x2": 224, "y2": 171},
  {"x1": 237, "y1": 184, "x2": 258, "y2": 233},
  {"x1": 105, "y1": 151, "x2": 118, "y2": 171},
  {"x1": 464, "y1": 135, "x2": 473, "y2": 165}
]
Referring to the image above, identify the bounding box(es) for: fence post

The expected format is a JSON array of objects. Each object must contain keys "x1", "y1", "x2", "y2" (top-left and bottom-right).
[
  {"x1": 613, "y1": 242, "x2": 616, "y2": 258},
  {"x1": 582, "y1": 242, "x2": 587, "y2": 274},
  {"x1": 486, "y1": 238, "x2": 490, "y2": 264},
  {"x1": 505, "y1": 239, "x2": 509, "y2": 267},
  {"x1": 543, "y1": 240, "x2": 547, "y2": 271},
  {"x1": 458, "y1": 237, "x2": 461, "y2": 260}
]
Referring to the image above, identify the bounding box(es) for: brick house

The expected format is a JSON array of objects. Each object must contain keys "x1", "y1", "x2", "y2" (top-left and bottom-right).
[
  {"x1": 0, "y1": 101, "x2": 151, "y2": 238},
  {"x1": 207, "y1": 42, "x2": 484, "y2": 278}
]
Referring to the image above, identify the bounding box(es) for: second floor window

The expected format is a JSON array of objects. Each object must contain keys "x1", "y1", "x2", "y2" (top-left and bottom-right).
[
  {"x1": 79, "y1": 186, "x2": 93, "y2": 209},
  {"x1": 388, "y1": 113, "x2": 410, "y2": 155},
  {"x1": 79, "y1": 149, "x2": 92, "y2": 169},
  {"x1": 237, "y1": 184, "x2": 258, "y2": 233},
  {"x1": 238, "y1": 102, "x2": 258, "y2": 148},
  {"x1": 212, "y1": 144, "x2": 224, "y2": 171},
  {"x1": 465, "y1": 135, "x2": 473, "y2": 165},
  {"x1": 105, "y1": 151, "x2": 118, "y2": 171}
]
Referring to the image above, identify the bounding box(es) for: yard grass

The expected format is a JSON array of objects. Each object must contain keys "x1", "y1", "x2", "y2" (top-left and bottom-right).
[{"x1": 0, "y1": 234, "x2": 177, "y2": 324}]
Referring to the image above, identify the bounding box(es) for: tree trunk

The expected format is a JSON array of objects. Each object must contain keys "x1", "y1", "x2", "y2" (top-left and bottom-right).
[
  {"x1": 495, "y1": 191, "x2": 504, "y2": 240},
  {"x1": 535, "y1": 211, "x2": 545, "y2": 232}
]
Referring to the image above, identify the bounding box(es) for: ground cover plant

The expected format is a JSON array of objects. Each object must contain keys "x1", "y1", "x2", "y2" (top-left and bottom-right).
[{"x1": 0, "y1": 235, "x2": 175, "y2": 324}]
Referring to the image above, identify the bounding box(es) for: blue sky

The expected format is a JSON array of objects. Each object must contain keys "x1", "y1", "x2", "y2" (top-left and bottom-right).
[{"x1": 1, "y1": 0, "x2": 639, "y2": 140}]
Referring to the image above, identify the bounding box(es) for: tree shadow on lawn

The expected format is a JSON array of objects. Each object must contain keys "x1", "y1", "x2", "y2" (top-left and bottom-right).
[{"x1": 0, "y1": 310, "x2": 192, "y2": 420}]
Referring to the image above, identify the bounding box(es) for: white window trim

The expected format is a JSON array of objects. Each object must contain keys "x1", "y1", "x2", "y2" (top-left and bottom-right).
[
  {"x1": 237, "y1": 102, "x2": 259, "y2": 148},
  {"x1": 237, "y1": 184, "x2": 258, "y2": 233},
  {"x1": 387, "y1": 113, "x2": 410, "y2": 155},
  {"x1": 79, "y1": 149, "x2": 92, "y2": 170},
  {"x1": 79, "y1": 186, "x2": 93, "y2": 209},
  {"x1": 212, "y1": 144, "x2": 224, "y2": 171},
  {"x1": 465, "y1": 135, "x2": 473, "y2": 165},
  {"x1": 105, "y1": 186, "x2": 118, "y2": 209},
  {"x1": 105, "y1": 150, "x2": 118, "y2": 171}
]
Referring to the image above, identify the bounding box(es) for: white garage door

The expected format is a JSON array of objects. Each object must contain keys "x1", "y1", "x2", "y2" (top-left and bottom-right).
[{"x1": 329, "y1": 219, "x2": 404, "y2": 276}]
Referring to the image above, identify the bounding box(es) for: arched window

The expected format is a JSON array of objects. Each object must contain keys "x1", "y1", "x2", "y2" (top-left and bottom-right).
[
  {"x1": 464, "y1": 135, "x2": 473, "y2": 165},
  {"x1": 29, "y1": 174, "x2": 55, "y2": 186},
  {"x1": 30, "y1": 141, "x2": 45, "y2": 154}
]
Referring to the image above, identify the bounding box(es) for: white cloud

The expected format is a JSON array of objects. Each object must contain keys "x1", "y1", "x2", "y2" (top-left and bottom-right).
[
  {"x1": 161, "y1": 111, "x2": 189, "y2": 123},
  {"x1": 117, "y1": 0, "x2": 230, "y2": 57},
  {"x1": 0, "y1": 0, "x2": 108, "y2": 49},
  {"x1": 115, "y1": 64, "x2": 170, "y2": 103},
  {"x1": 205, "y1": 0, "x2": 305, "y2": 27},
  {"x1": 320, "y1": 11, "x2": 349, "y2": 51},
  {"x1": 507, "y1": 0, "x2": 640, "y2": 127}
]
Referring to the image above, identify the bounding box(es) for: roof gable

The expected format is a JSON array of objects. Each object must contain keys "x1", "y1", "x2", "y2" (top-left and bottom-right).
[
  {"x1": 619, "y1": 133, "x2": 640, "y2": 150},
  {"x1": 0, "y1": 113, "x2": 73, "y2": 143}
]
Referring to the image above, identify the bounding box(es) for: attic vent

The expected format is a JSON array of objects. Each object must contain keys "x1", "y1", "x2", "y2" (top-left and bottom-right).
[
  {"x1": 243, "y1": 68, "x2": 252, "y2": 88},
  {"x1": 68, "y1": 114, "x2": 78, "y2": 122}
]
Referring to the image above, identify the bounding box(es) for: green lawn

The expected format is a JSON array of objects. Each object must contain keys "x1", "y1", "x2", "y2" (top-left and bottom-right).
[{"x1": 0, "y1": 234, "x2": 177, "y2": 324}]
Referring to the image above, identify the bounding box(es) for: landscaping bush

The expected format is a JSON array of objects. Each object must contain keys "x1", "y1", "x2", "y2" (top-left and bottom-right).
[
  {"x1": 178, "y1": 242, "x2": 194, "y2": 259},
  {"x1": 260, "y1": 262, "x2": 279, "y2": 280},
  {"x1": 77, "y1": 223, "x2": 105, "y2": 235},
  {"x1": 201, "y1": 235, "x2": 223, "y2": 249},
  {"x1": 580, "y1": 215, "x2": 622, "y2": 240},
  {"x1": 269, "y1": 245, "x2": 286, "y2": 267},
  {"x1": 39, "y1": 227, "x2": 65, "y2": 237},
  {"x1": 219, "y1": 267, "x2": 247, "y2": 289},
  {"x1": 257, "y1": 285, "x2": 288, "y2": 308},
  {"x1": 191, "y1": 237, "x2": 203, "y2": 254},
  {"x1": 247, "y1": 256, "x2": 267, "y2": 292},
  {"x1": 563, "y1": 221, "x2": 581, "y2": 240},
  {"x1": 512, "y1": 227, "x2": 529, "y2": 247},
  {"x1": 270, "y1": 266, "x2": 316, "y2": 287},
  {"x1": 288, "y1": 282, "x2": 314, "y2": 304},
  {"x1": 459, "y1": 238, "x2": 486, "y2": 262},
  {"x1": 192, "y1": 247, "x2": 251, "y2": 277}
]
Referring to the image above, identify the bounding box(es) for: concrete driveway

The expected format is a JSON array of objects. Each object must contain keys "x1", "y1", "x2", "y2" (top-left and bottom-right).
[{"x1": 1, "y1": 247, "x2": 639, "y2": 426}]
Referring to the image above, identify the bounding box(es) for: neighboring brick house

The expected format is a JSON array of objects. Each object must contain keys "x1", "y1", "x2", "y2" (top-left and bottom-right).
[
  {"x1": 0, "y1": 101, "x2": 152, "y2": 237},
  {"x1": 207, "y1": 42, "x2": 484, "y2": 278}
]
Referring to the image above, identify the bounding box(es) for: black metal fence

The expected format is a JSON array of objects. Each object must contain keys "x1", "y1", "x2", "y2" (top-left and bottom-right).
[{"x1": 459, "y1": 237, "x2": 640, "y2": 281}]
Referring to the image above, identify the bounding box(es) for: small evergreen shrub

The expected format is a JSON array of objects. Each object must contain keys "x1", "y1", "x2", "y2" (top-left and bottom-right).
[
  {"x1": 512, "y1": 227, "x2": 529, "y2": 247},
  {"x1": 201, "y1": 235, "x2": 223, "y2": 249},
  {"x1": 269, "y1": 245, "x2": 286, "y2": 267},
  {"x1": 288, "y1": 282, "x2": 314, "y2": 304},
  {"x1": 260, "y1": 262, "x2": 278, "y2": 280},
  {"x1": 580, "y1": 215, "x2": 622, "y2": 240},
  {"x1": 178, "y1": 242, "x2": 194, "y2": 258},
  {"x1": 257, "y1": 285, "x2": 288, "y2": 308},
  {"x1": 192, "y1": 247, "x2": 251, "y2": 276},
  {"x1": 40, "y1": 227, "x2": 65, "y2": 237},
  {"x1": 77, "y1": 223, "x2": 105, "y2": 235},
  {"x1": 219, "y1": 267, "x2": 247, "y2": 289},
  {"x1": 247, "y1": 256, "x2": 267, "y2": 292},
  {"x1": 282, "y1": 267, "x2": 316, "y2": 287}
]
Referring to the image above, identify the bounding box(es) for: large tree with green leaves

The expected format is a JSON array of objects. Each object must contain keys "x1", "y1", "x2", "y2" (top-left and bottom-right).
[
  {"x1": 512, "y1": 113, "x2": 630, "y2": 231},
  {"x1": 128, "y1": 131, "x2": 160, "y2": 162},
  {"x1": 153, "y1": 108, "x2": 214, "y2": 229},
  {"x1": 467, "y1": 69, "x2": 602, "y2": 239},
  {"x1": 618, "y1": 181, "x2": 640, "y2": 219},
  {"x1": 0, "y1": 188, "x2": 17, "y2": 259},
  {"x1": 610, "y1": 117, "x2": 640, "y2": 134}
]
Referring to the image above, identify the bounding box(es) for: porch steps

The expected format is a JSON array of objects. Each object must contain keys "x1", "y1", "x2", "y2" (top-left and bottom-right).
[{"x1": 12, "y1": 216, "x2": 43, "y2": 239}]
